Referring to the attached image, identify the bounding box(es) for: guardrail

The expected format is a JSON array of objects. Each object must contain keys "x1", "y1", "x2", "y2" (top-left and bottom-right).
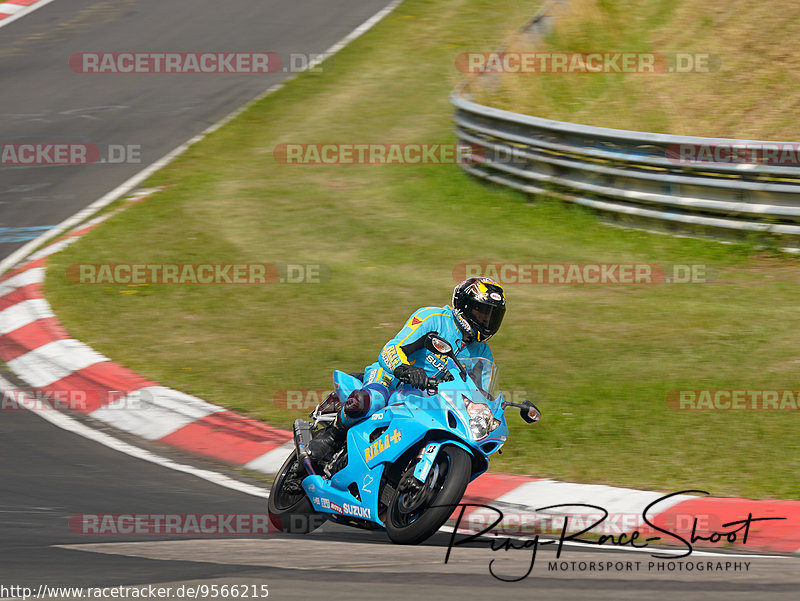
[{"x1": 452, "y1": 92, "x2": 800, "y2": 248}]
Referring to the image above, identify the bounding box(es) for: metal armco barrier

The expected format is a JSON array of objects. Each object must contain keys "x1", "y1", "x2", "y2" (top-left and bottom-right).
[{"x1": 451, "y1": 91, "x2": 800, "y2": 248}]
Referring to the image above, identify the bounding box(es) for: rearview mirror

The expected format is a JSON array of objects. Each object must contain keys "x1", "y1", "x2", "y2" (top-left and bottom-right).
[
  {"x1": 424, "y1": 334, "x2": 452, "y2": 355},
  {"x1": 424, "y1": 333, "x2": 467, "y2": 381},
  {"x1": 520, "y1": 400, "x2": 541, "y2": 424}
]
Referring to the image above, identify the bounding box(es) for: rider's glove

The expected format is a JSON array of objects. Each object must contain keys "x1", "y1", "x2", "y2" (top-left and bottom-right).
[{"x1": 393, "y1": 364, "x2": 429, "y2": 389}]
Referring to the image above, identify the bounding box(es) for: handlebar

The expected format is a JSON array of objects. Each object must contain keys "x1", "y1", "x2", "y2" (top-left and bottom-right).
[{"x1": 425, "y1": 372, "x2": 455, "y2": 395}]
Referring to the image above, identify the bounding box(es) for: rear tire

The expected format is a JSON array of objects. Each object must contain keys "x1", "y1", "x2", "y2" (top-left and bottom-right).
[
  {"x1": 267, "y1": 452, "x2": 324, "y2": 534},
  {"x1": 385, "y1": 444, "x2": 472, "y2": 545}
]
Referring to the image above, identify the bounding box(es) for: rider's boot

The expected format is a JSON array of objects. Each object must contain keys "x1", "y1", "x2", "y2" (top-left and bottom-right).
[
  {"x1": 308, "y1": 388, "x2": 376, "y2": 459},
  {"x1": 307, "y1": 413, "x2": 347, "y2": 459}
]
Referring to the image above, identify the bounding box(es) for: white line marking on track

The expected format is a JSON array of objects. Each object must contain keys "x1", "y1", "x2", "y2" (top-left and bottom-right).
[
  {"x1": 26, "y1": 235, "x2": 80, "y2": 262},
  {"x1": 307, "y1": 0, "x2": 403, "y2": 69}
]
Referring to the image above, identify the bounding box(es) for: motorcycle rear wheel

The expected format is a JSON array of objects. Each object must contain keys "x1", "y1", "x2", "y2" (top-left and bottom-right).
[
  {"x1": 267, "y1": 452, "x2": 324, "y2": 534},
  {"x1": 385, "y1": 444, "x2": 471, "y2": 545}
]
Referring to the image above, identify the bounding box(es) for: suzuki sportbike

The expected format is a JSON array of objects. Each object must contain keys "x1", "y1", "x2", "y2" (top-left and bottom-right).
[{"x1": 267, "y1": 334, "x2": 540, "y2": 544}]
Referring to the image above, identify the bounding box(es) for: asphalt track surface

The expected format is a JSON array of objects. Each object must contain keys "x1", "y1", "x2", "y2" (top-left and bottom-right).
[
  {"x1": 0, "y1": 0, "x2": 390, "y2": 248},
  {"x1": 1, "y1": 2, "x2": 799, "y2": 599}
]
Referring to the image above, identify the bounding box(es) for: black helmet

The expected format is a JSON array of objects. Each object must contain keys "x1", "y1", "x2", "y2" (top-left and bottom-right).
[{"x1": 452, "y1": 277, "x2": 506, "y2": 342}]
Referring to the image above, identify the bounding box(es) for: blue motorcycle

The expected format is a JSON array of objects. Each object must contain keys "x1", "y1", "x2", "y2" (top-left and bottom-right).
[{"x1": 267, "y1": 334, "x2": 540, "y2": 544}]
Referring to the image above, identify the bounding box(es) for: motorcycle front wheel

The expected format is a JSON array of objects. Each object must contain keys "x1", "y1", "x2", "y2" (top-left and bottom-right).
[
  {"x1": 267, "y1": 452, "x2": 324, "y2": 534},
  {"x1": 385, "y1": 444, "x2": 472, "y2": 545}
]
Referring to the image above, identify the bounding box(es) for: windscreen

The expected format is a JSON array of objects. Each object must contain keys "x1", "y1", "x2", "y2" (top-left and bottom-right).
[{"x1": 460, "y1": 357, "x2": 500, "y2": 410}]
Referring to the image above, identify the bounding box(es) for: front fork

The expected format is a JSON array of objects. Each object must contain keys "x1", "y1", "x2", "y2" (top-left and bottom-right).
[
  {"x1": 393, "y1": 442, "x2": 446, "y2": 514},
  {"x1": 410, "y1": 440, "x2": 476, "y2": 486},
  {"x1": 411, "y1": 441, "x2": 442, "y2": 484}
]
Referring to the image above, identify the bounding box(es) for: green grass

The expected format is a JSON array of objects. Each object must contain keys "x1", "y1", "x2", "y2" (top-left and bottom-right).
[{"x1": 44, "y1": 0, "x2": 800, "y2": 500}]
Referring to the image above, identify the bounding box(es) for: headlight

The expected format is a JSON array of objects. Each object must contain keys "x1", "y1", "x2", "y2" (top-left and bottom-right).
[{"x1": 464, "y1": 399, "x2": 501, "y2": 440}]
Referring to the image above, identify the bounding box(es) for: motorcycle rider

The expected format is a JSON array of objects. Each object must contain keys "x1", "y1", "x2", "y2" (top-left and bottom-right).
[{"x1": 308, "y1": 277, "x2": 506, "y2": 459}]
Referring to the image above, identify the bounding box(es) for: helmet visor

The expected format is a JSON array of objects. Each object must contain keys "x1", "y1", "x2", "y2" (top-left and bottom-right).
[{"x1": 469, "y1": 301, "x2": 505, "y2": 337}]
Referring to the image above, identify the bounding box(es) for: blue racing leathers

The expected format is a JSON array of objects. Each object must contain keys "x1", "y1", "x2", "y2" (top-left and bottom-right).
[{"x1": 339, "y1": 305, "x2": 493, "y2": 426}]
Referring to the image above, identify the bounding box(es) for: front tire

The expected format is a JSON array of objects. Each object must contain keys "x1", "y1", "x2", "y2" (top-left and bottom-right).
[
  {"x1": 267, "y1": 452, "x2": 323, "y2": 534},
  {"x1": 385, "y1": 444, "x2": 472, "y2": 545}
]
